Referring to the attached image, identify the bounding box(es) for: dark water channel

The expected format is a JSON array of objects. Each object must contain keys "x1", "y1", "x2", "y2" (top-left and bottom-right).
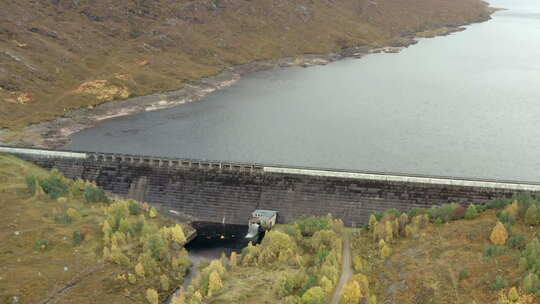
[
  {"x1": 179, "y1": 223, "x2": 254, "y2": 292},
  {"x1": 66, "y1": 0, "x2": 540, "y2": 181}
]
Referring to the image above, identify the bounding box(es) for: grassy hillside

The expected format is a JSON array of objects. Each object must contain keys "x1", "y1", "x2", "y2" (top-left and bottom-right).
[
  {"x1": 347, "y1": 199, "x2": 540, "y2": 304},
  {"x1": 0, "y1": 0, "x2": 492, "y2": 128},
  {"x1": 0, "y1": 153, "x2": 194, "y2": 303}
]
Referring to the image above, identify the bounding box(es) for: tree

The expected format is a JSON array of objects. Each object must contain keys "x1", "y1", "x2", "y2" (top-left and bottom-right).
[
  {"x1": 160, "y1": 274, "x2": 170, "y2": 291},
  {"x1": 135, "y1": 262, "x2": 145, "y2": 277},
  {"x1": 170, "y1": 224, "x2": 187, "y2": 244},
  {"x1": 301, "y1": 286, "x2": 326, "y2": 304},
  {"x1": 341, "y1": 280, "x2": 362, "y2": 304},
  {"x1": 230, "y1": 251, "x2": 238, "y2": 268},
  {"x1": 146, "y1": 288, "x2": 158, "y2": 304},
  {"x1": 464, "y1": 204, "x2": 479, "y2": 220},
  {"x1": 380, "y1": 244, "x2": 391, "y2": 259},
  {"x1": 490, "y1": 221, "x2": 508, "y2": 245},
  {"x1": 525, "y1": 205, "x2": 540, "y2": 226},
  {"x1": 368, "y1": 215, "x2": 377, "y2": 232},
  {"x1": 208, "y1": 270, "x2": 223, "y2": 297}
]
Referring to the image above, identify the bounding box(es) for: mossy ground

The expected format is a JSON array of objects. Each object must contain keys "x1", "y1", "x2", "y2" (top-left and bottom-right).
[{"x1": 0, "y1": 154, "x2": 191, "y2": 303}]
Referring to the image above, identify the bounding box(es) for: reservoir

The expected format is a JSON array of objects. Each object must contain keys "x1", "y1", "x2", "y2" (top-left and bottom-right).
[{"x1": 66, "y1": 0, "x2": 540, "y2": 181}]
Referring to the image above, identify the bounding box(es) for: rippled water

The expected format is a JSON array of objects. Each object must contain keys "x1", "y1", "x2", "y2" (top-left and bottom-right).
[{"x1": 66, "y1": 0, "x2": 540, "y2": 181}]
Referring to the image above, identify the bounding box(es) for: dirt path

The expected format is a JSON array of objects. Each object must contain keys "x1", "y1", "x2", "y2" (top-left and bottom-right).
[{"x1": 332, "y1": 236, "x2": 352, "y2": 304}]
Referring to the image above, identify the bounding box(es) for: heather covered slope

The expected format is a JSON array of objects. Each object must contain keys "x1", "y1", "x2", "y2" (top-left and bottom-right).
[{"x1": 0, "y1": 0, "x2": 492, "y2": 128}]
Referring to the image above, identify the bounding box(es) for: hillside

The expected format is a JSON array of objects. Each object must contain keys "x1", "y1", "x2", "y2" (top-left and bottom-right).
[
  {"x1": 0, "y1": 0, "x2": 492, "y2": 130},
  {"x1": 0, "y1": 153, "x2": 194, "y2": 303}
]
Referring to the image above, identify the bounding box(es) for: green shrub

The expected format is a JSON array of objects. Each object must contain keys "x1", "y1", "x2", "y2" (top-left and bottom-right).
[
  {"x1": 452, "y1": 205, "x2": 466, "y2": 220},
  {"x1": 84, "y1": 185, "x2": 108, "y2": 203},
  {"x1": 464, "y1": 204, "x2": 479, "y2": 220},
  {"x1": 295, "y1": 216, "x2": 331, "y2": 237},
  {"x1": 487, "y1": 198, "x2": 512, "y2": 210},
  {"x1": 384, "y1": 208, "x2": 400, "y2": 218},
  {"x1": 274, "y1": 271, "x2": 307, "y2": 298},
  {"x1": 484, "y1": 245, "x2": 507, "y2": 258},
  {"x1": 522, "y1": 238, "x2": 540, "y2": 274},
  {"x1": 428, "y1": 203, "x2": 459, "y2": 223},
  {"x1": 408, "y1": 208, "x2": 427, "y2": 218},
  {"x1": 523, "y1": 272, "x2": 540, "y2": 294},
  {"x1": 72, "y1": 230, "x2": 85, "y2": 245},
  {"x1": 458, "y1": 268, "x2": 470, "y2": 280},
  {"x1": 525, "y1": 205, "x2": 540, "y2": 226},
  {"x1": 497, "y1": 211, "x2": 516, "y2": 226},
  {"x1": 508, "y1": 233, "x2": 527, "y2": 250},
  {"x1": 128, "y1": 201, "x2": 141, "y2": 215},
  {"x1": 26, "y1": 176, "x2": 37, "y2": 195},
  {"x1": 40, "y1": 174, "x2": 69, "y2": 199},
  {"x1": 488, "y1": 275, "x2": 507, "y2": 290},
  {"x1": 372, "y1": 211, "x2": 383, "y2": 221},
  {"x1": 476, "y1": 204, "x2": 488, "y2": 212},
  {"x1": 35, "y1": 239, "x2": 50, "y2": 250},
  {"x1": 301, "y1": 286, "x2": 326, "y2": 304}
]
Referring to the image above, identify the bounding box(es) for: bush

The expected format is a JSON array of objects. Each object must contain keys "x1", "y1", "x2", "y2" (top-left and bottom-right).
[
  {"x1": 508, "y1": 234, "x2": 527, "y2": 250},
  {"x1": 295, "y1": 216, "x2": 331, "y2": 237},
  {"x1": 128, "y1": 201, "x2": 141, "y2": 215},
  {"x1": 146, "y1": 288, "x2": 159, "y2": 304},
  {"x1": 523, "y1": 272, "x2": 540, "y2": 294},
  {"x1": 84, "y1": 185, "x2": 108, "y2": 203},
  {"x1": 301, "y1": 286, "x2": 326, "y2": 304},
  {"x1": 452, "y1": 205, "x2": 466, "y2": 220},
  {"x1": 408, "y1": 208, "x2": 427, "y2": 218},
  {"x1": 384, "y1": 208, "x2": 400, "y2": 218},
  {"x1": 464, "y1": 204, "x2": 479, "y2": 220},
  {"x1": 380, "y1": 244, "x2": 391, "y2": 259},
  {"x1": 341, "y1": 280, "x2": 362, "y2": 304},
  {"x1": 489, "y1": 275, "x2": 507, "y2": 290},
  {"x1": 274, "y1": 271, "x2": 307, "y2": 298},
  {"x1": 428, "y1": 203, "x2": 459, "y2": 223},
  {"x1": 160, "y1": 274, "x2": 170, "y2": 291},
  {"x1": 524, "y1": 205, "x2": 540, "y2": 226},
  {"x1": 497, "y1": 211, "x2": 516, "y2": 226},
  {"x1": 26, "y1": 176, "x2": 37, "y2": 195},
  {"x1": 35, "y1": 239, "x2": 50, "y2": 250},
  {"x1": 522, "y1": 239, "x2": 540, "y2": 274},
  {"x1": 458, "y1": 268, "x2": 470, "y2": 280},
  {"x1": 72, "y1": 230, "x2": 85, "y2": 245},
  {"x1": 40, "y1": 174, "x2": 69, "y2": 199},
  {"x1": 490, "y1": 221, "x2": 509, "y2": 245},
  {"x1": 484, "y1": 245, "x2": 507, "y2": 258},
  {"x1": 487, "y1": 198, "x2": 512, "y2": 210}
]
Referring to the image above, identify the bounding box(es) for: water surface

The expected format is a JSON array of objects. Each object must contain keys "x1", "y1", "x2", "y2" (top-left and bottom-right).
[{"x1": 66, "y1": 0, "x2": 540, "y2": 181}]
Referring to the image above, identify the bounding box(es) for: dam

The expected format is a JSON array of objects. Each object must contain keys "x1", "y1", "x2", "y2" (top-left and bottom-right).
[{"x1": 3, "y1": 146, "x2": 540, "y2": 226}]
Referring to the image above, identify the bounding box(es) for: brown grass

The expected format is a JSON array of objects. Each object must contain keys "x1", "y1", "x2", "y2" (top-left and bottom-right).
[
  {"x1": 351, "y1": 211, "x2": 535, "y2": 304},
  {"x1": 0, "y1": 154, "x2": 190, "y2": 303}
]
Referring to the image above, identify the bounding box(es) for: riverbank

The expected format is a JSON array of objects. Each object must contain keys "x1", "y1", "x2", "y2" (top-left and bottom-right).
[{"x1": 0, "y1": 8, "x2": 496, "y2": 149}]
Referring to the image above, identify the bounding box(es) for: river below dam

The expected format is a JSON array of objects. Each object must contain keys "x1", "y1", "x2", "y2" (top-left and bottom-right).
[{"x1": 65, "y1": 0, "x2": 540, "y2": 181}]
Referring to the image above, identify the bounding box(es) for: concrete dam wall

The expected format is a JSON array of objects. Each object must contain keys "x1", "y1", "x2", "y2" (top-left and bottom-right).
[{"x1": 3, "y1": 146, "x2": 540, "y2": 227}]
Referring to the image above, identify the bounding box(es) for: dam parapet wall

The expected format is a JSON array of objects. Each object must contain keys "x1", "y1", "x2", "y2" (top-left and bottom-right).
[{"x1": 2, "y1": 146, "x2": 539, "y2": 226}]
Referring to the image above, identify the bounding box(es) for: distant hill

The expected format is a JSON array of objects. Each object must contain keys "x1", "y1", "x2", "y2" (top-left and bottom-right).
[{"x1": 0, "y1": 0, "x2": 491, "y2": 128}]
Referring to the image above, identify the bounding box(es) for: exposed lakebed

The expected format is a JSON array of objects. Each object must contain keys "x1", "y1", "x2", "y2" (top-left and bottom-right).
[{"x1": 66, "y1": 0, "x2": 540, "y2": 181}]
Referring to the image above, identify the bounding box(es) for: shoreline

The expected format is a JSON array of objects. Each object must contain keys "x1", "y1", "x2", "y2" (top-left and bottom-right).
[{"x1": 0, "y1": 12, "x2": 495, "y2": 149}]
